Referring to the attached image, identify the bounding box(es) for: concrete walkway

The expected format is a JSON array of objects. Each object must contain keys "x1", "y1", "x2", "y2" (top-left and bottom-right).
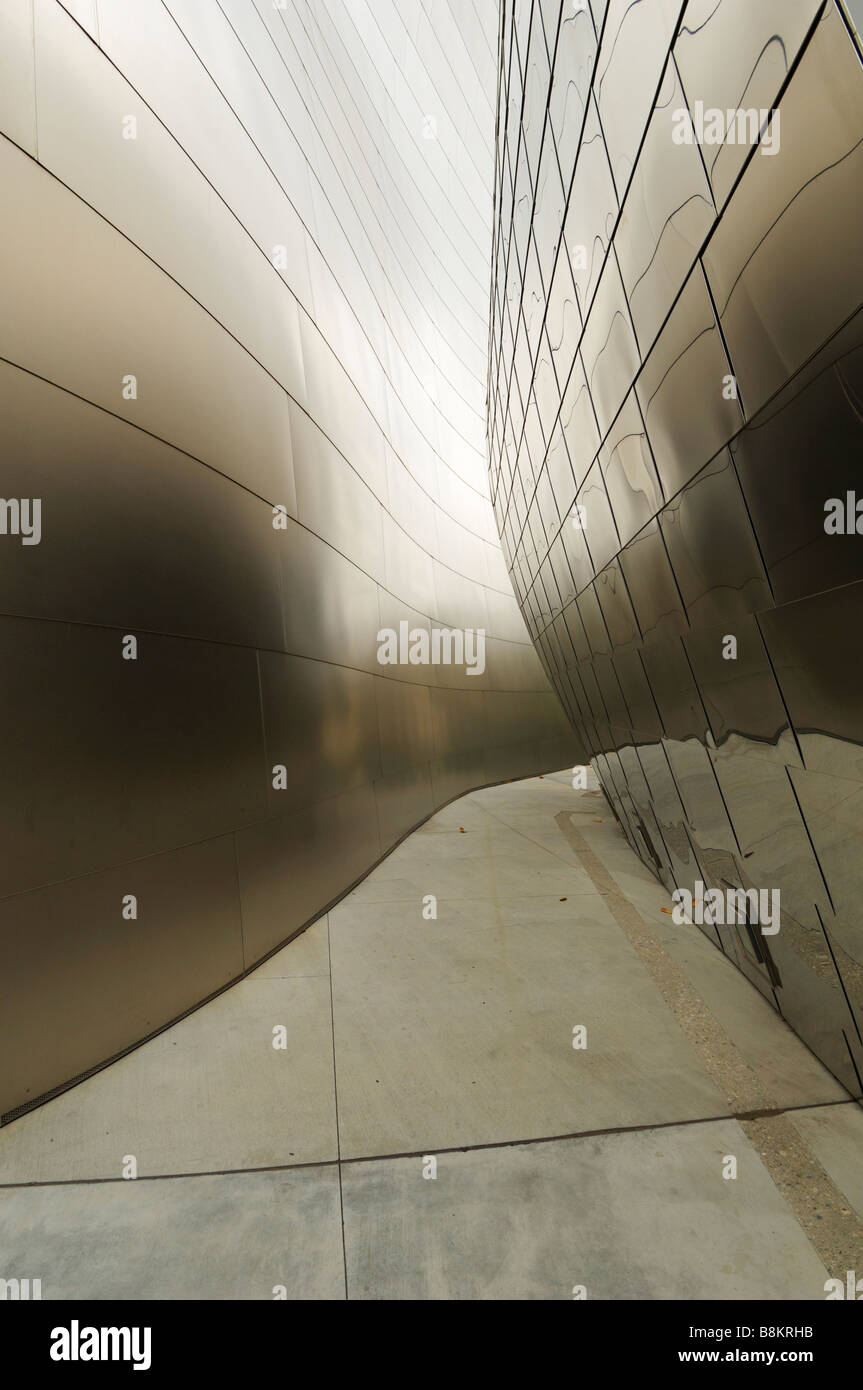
[{"x1": 2, "y1": 771, "x2": 861, "y2": 1299}]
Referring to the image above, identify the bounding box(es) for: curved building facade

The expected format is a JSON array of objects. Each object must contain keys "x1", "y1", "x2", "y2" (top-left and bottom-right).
[
  {"x1": 489, "y1": 0, "x2": 863, "y2": 1092},
  {"x1": 5, "y1": 0, "x2": 863, "y2": 1125},
  {"x1": 0, "y1": 0, "x2": 578, "y2": 1120}
]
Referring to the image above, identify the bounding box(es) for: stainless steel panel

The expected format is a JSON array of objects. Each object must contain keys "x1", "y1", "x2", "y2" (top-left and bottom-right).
[
  {"x1": 593, "y1": 653, "x2": 631, "y2": 732},
  {"x1": 570, "y1": 672, "x2": 602, "y2": 754},
  {"x1": 534, "y1": 465, "x2": 561, "y2": 550},
  {"x1": 577, "y1": 583, "x2": 612, "y2": 657},
  {"x1": 614, "y1": 57, "x2": 715, "y2": 348},
  {"x1": 521, "y1": 233, "x2": 546, "y2": 360},
  {"x1": 759, "y1": 583, "x2": 863, "y2": 786},
  {"x1": 235, "y1": 785, "x2": 382, "y2": 967},
  {"x1": 662, "y1": 737, "x2": 739, "y2": 858},
  {"x1": 789, "y1": 766, "x2": 863, "y2": 1034},
  {"x1": 594, "y1": 559, "x2": 639, "y2": 650},
  {"x1": 374, "y1": 766, "x2": 436, "y2": 854},
  {"x1": 537, "y1": 0, "x2": 563, "y2": 58},
  {"x1": 618, "y1": 519, "x2": 686, "y2": 643},
  {"x1": 541, "y1": 554, "x2": 563, "y2": 623},
  {"x1": 549, "y1": 532, "x2": 577, "y2": 612},
  {"x1": 0, "y1": 617, "x2": 267, "y2": 900},
  {"x1": 674, "y1": 0, "x2": 823, "y2": 210},
  {"x1": 36, "y1": 0, "x2": 309, "y2": 409},
  {"x1": 289, "y1": 400, "x2": 385, "y2": 583},
  {"x1": 545, "y1": 419, "x2": 577, "y2": 519},
  {"x1": 279, "y1": 518, "x2": 381, "y2": 672},
  {"x1": 0, "y1": 361, "x2": 285, "y2": 652},
  {"x1": 560, "y1": 508, "x2": 595, "y2": 593},
  {"x1": 521, "y1": 5, "x2": 551, "y2": 178},
  {"x1": 579, "y1": 662, "x2": 612, "y2": 750},
  {"x1": 594, "y1": 0, "x2": 682, "y2": 195},
  {"x1": 599, "y1": 389, "x2": 663, "y2": 548},
  {"x1": 639, "y1": 635, "x2": 707, "y2": 744},
  {"x1": 730, "y1": 305, "x2": 863, "y2": 606},
  {"x1": 683, "y1": 615, "x2": 797, "y2": 762},
  {"x1": 841, "y1": 0, "x2": 863, "y2": 37},
  {"x1": 613, "y1": 648, "x2": 662, "y2": 741},
  {"x1": 767, "y1": 923, "x2": 863, "y2": 1097},
  {"x1": 0, "y1": 0, "x2": 37, "y2": 155},
  {"x1": 701, "y1": 2, "x2": 863, "y2": 419},
  {"x1": 659, "y1": 448, "x2": 771, "y2": 628},
  {"x1": 549, "y1": 0, "x2": 596, "y2": 178},
  {"x1": 258, "y1": 652, "x2": 381, "y2": 815},
  {"x1": 511, "y1": 139, "x2": 535, "y2": 271},
  {"x1": 433, "y1": 558, "x2": 492, "y2": 638},
  {"x1": 633, "y1": 740, "x2": 693, "y2": 875},
  {"x1": 579, "y1": 459, "x2": 621, "y2": 576},
  {"x1": 589, "y1": 0, "x2": 609, "y2": 35},
  {"x1": 563, "y1": 594, "x2": 592, "y2": 664},
  {"x1": 708, "y1": 751, "x2": 827, "y2": 925},
  {"x1": 545, "y1": 251, "x2": 581, "y2": 392},
  {"x1": 562, "y1": 95, "x2": 618, "y2": 315},
  {"x1": 374, "y1": 676, "x2": 435, "y2": 776},
  {"x1": 579, "y1": 250, "x2": 640, "y2": 440},
  {"x1": 429, "y1": 685, "x2": 489, "y2": 763},
  {"x1": 298, "y1": 318, "x2": 388, "y2": 500},
  {"x1": 636, "y1": 263, "x2": 743, "y2": 499},
  {"x1": 0, "y1": 833, "x2": 244, "y2": 1118},
  {"x1": 57, "y1": 0, "x2": 98, "y2": 37},
  {"x1": 533, "y1": 134, "x2": 567, "y2": 295},
  {"x1": 0, "y1": 137, "x2": 297, "y2": 507},
  {"x1": 559, "y1": 352, "x2": 600, "y2": 490}
]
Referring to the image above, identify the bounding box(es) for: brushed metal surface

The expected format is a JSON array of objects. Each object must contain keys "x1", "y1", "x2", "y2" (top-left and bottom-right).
[
  {"x1": 0, "y1": 835, "x2": 244, "y2": 1118},
  {"x1": 0, "y1": 0, "x2": 580, "y2": 1119}
]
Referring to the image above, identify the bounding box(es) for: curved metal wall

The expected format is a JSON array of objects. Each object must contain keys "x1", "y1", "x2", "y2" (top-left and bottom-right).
[
  {"x1": 0, "y1": 0, "x2": 580, "y2": 1119},
  {"x1": 489, "y1": 0, "x2": 863, "y2": 1093}
]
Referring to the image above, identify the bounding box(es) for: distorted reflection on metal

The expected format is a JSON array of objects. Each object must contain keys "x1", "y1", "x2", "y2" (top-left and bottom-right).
[{"x1": 489, "y1": 0, "x2": 863, "y2": 1093}]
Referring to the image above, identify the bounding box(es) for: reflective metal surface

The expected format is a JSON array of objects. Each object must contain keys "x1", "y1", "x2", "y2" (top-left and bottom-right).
[
  {"x1": 0, "y1": 0, "x2": 580, "y2": 1118},
  {"x1": 490, "y1": 0, "x2": 863, "y2": 1095}
]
